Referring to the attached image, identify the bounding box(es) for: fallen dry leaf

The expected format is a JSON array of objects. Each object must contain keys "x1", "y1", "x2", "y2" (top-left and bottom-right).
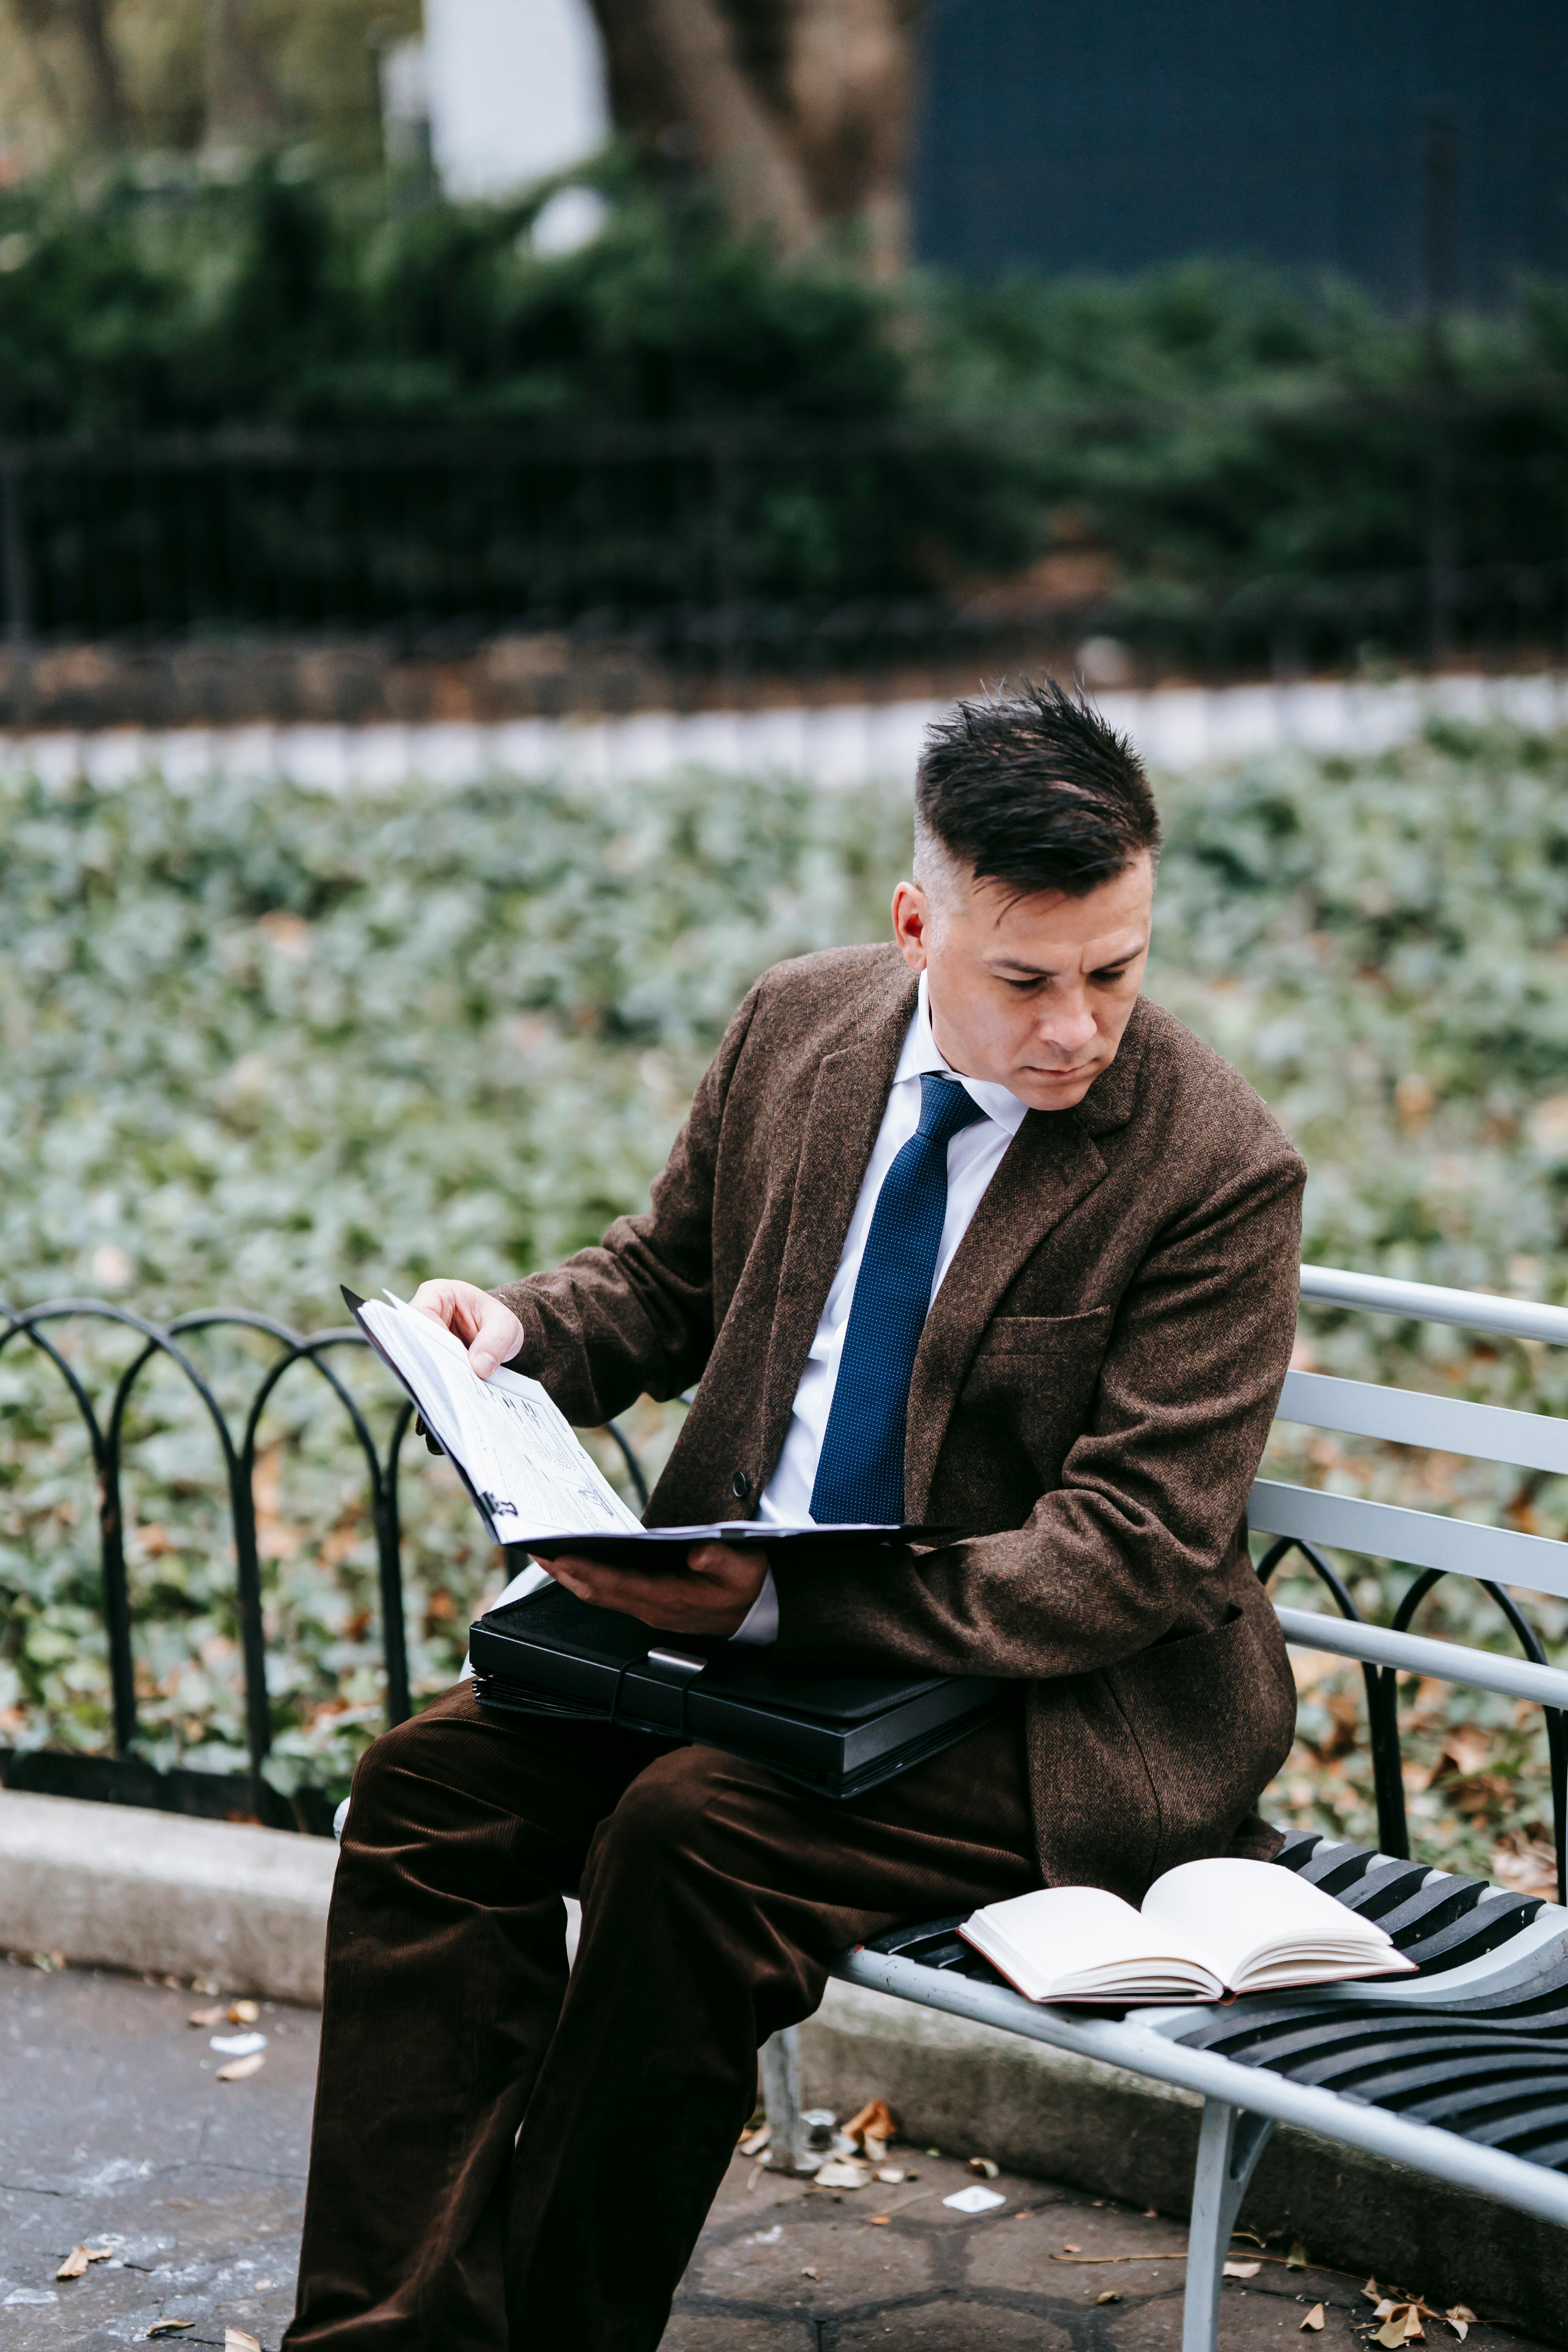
[
  {"x1": 1364, "y1": 2281, "x2": 1383, "y2": 2303},
  {"x1": 968, "y1": 2156, "x2": 1000, "y2": 2179},
  {"x1": 843, "y1": 2097, "x2": 898, "y2": 2150},
  {"x1": 869, "y1": 2214, "x2": 890, "y2": 2225},
  {"x1": 1223, "y1": 2259, "x2": 1261, "y2": 2279},
  {"x1": 215, "y1": 2052, "x2": 265, "y2": 2083},
  {"x1": 1373, "y1": 2303, "x2": 1426, "y2": 2347},
  {"x1": 1287, "y1": 2242, "x2": 1308, "y2": 2270},
  {"x1": 228, "y1": 1999, "x2": 260, "y2": 2024},
  {"x1": 1446, "y1": 2308, "x2": 1476, "y2": 2341},
  {"x1": 1301, "y1": 2306, "x2": 1326, "y2": 2332},
  {"x1": 1063, "y1": 2241, "x2": 1082, "y2": 2253},
  {"x1": 189, "y1": 2005, "x2": 227, "y2": 2028},
  {"x1": 800, "y1": 2267, "x2": 819, "y2": 2281},
  {"x1": 737, "y1": 2123, "x2": 770, "y2": 2157},
  {"x1": 873, "y1": 2166, "x2": 904, "y2": 2185},
  {"x1": 147, "y1": 2326, "x2": 194, "y2": 2339},
  {"x1": 56, "y1": 2247, "x2": 90, "y2": 2280},
  {"x1": 1096, "y1": 2289, "x2": 1122, "y2": 2304},
  {"x1": 226, "y1": 2332, "x2": 263, "y2": 2352},
  {"x1": 84, "y1": 2245, "x2": 113, "y2": 2263}
]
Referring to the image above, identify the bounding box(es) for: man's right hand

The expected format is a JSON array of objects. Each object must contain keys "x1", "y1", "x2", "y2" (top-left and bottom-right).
[{"x1": 410, "y1": 1279, "x2": 525, "y2": 1381}]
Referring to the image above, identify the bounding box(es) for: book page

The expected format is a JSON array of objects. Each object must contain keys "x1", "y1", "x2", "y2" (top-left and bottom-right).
[
  {"x1": 358, "y1": 1294, "x2": 645, "y2": 1542},
  {"x1": 1141, "y1": 1857, "x2": 1411, "y2": 1988},
  {"x1": 961, "y1": 1885, "x2": 1220, "y2": 2001}
]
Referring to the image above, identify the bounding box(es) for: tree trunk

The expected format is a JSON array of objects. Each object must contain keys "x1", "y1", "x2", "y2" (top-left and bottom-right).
[
  {"x1": 204, "y1": 0, "x2": 289, "y2": 152},
  {"x1": 587, "y1": 0, "x2": 919, "y2": 276},
  {"x1": 6, "y1": 0, "x2": 125, "y2": 147},
  {"x1": 67, "y1": 0, "x2": 125, "y2": 145}
]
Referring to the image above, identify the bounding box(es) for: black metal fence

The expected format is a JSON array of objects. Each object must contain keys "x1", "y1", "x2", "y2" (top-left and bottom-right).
[
  {"x1": 2, "y1": 394, "x2": 1567, "y2": 695},
  {"x1": 2, "y1": 1295, "x2": 1565, "y2": 1891}
]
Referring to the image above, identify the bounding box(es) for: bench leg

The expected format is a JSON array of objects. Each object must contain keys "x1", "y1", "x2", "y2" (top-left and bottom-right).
[
  {"x1": 1181, "y1": 2098, "x2": 1275, "y2": 2352},
  {"x1": 759, "y1": 2024, "x2": 810, "y2": 2174}
]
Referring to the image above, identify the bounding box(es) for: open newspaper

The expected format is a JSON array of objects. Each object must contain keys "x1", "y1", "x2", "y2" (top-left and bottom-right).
[{"x1": 346, "y1": 1289, "x2": 948, "y2": 1563}]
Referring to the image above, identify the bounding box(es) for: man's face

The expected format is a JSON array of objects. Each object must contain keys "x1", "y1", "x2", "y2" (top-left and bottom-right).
[{"x1": 891, "y1": 851, "x2": 1154, "y2": 1112}]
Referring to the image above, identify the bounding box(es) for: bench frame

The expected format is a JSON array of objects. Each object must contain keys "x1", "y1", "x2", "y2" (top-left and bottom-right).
[{"x1": 777, "y1": 1263, "x2": 1568, "y2": 2348}]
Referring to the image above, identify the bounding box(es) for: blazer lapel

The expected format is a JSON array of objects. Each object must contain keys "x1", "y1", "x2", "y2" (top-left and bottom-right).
[
  {"x1": 902, "y1": 1107, "x2": 1109, "y2": 1520},
  {"x1": 756, "y1": 971, "x2": 918, "y2": 1482}
]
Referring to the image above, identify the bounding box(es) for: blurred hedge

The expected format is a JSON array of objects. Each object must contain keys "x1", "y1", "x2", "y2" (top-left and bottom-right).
[{"x1": 2, "y1": 164, "x2": 1568, "y2": 608}]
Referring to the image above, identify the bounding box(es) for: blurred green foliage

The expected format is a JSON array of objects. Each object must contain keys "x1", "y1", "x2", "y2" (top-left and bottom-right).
[
  {"x1": 2, "y1": 165, "x2": 1568, "y2": 599},
  {"x1": 4, "y1": 721, "x2": 1568, "y2": 1876}
]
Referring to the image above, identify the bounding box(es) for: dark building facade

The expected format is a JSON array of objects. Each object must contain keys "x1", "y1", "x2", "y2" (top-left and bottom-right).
[{"x1": 912, "y1": 0, "x2": 1568, "y2": 308}]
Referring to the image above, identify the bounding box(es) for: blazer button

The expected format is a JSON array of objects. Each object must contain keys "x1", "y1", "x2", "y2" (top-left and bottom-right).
[{"x1": 730, "y1": 1470, "x2": 751, "y2": 1501}]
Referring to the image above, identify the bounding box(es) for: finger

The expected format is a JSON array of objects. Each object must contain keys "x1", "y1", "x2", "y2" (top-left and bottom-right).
[
  {"x1": 686, "y1": 1541, "x2": 767, "y2": 1584},
  {"x1": 468, "y1": 1299, "x2": 523, "y2": 1381},
  {"x1": 549, "y1": 1554, "x2": 666, "y2": 1613},
  {"x1": 410, "y1": 1279, "x2": 458, "y2": 1329}
]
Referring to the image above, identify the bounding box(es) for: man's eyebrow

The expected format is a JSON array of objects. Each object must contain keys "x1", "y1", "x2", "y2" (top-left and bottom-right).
[{"x1": 986, "y1": 937, "x2": 1148, "y2": 978}]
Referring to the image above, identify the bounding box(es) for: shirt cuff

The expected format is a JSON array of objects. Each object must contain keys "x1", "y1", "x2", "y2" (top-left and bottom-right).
[{"x1": 729, "y1": 1565, "x2": 779, "y2": 1646}]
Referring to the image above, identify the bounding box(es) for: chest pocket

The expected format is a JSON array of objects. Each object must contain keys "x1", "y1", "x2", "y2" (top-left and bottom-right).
[
  {"x1": 969, "y1": 1306, "x2": 1113, "y2": 1359},
  {"x1": 960, "y1": 1307, "x2": 1114, "y2": 1471}
]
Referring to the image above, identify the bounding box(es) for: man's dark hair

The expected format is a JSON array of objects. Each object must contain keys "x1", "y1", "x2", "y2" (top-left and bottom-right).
[{"x1": 914, "y1": 677, "x2": 1160, "y2": 901}]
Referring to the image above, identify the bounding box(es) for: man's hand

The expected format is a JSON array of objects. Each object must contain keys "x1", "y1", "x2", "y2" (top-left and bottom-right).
[
  {"x1": 411, "y1": 1278, "x2": 524, "y2": 1380},
  {"x1": 546, "y1": 1541, "x2": 768, "y2": 1638}
]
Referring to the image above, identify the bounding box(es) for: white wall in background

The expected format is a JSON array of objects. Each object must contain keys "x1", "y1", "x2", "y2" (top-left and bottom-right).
[{"x1": 423, "y1": 0, "x2": 609, "y2": 200}]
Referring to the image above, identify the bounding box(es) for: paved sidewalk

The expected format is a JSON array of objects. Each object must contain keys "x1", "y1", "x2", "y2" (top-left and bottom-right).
[{"x1": 2, "y1": 1955, "x2": 1552, "y2": 2351}]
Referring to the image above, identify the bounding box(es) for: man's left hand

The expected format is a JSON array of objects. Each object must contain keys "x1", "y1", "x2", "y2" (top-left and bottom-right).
[{"x1": 544, "y1": 1540, "x2": 768, "y2": 1637}]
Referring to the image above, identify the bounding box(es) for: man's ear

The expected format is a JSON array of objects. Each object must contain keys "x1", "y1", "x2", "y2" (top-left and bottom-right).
[{"x1": 891, "y1": 879, "x2": 930, "y2": 972}]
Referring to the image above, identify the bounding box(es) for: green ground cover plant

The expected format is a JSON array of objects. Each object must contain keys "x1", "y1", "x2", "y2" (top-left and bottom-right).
[{"x1": 2, "y1": 720, "x2": 1568, "y2": 1883}]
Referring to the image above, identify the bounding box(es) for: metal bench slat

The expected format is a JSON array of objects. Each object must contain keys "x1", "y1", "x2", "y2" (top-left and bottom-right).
[
  {"x1": 1274, "y1": 1607, "x2": 1568, "y2": 1710},
  {"x1": 1400, "y1": 2076, "x2": 1568, "y2": 2131},
  {"x1": 1330, "y1": 1857, "x2": 1432, "y2": 1917},
  {"x1": 1402, "y1": 1892, "x2": 1545, "y2": 1971},
  {"x1": 1299, "y1": 1263, "x2": 1568, "y2": 1348},
  {"x1": 1294, "y1": 1843, "x2": 1378, "y2": 1896},
  {"x1": 1252, "y1": 1479, "x2": 1568, "y2": 1600},
  {"x1": 1277, "y1": 1368, "x2": 1568, "y2": 1475}
]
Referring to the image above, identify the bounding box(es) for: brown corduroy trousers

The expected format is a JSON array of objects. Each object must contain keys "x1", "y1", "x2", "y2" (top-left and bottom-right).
[{"x1": 282, "y1": 1680, "x2": 1038, "y2": 2352}]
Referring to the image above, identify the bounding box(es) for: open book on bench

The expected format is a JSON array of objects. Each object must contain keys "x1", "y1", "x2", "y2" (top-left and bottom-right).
[
  {"x1": 343, "y1": 1288, "x2": 959, "y2": 1562},
  {"x1": 960, "y1": 1856, "x2": 1417, "y2": 2003}
]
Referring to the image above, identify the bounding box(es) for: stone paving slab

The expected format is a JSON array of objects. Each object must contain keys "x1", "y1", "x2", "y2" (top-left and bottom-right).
[{"x1": 2, "y1": 1952, "x2": 1554, "y2": 2351}]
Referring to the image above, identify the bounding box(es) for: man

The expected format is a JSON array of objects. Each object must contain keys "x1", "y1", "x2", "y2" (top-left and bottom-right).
[{"x1": 285, "y1": 681, "x2": 1303, "y2": 2352}]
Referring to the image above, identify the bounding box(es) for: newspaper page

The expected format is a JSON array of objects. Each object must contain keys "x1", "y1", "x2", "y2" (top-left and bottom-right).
[{"x1": 357, "y1": 1292, "x2": 645, "y2": 1543}]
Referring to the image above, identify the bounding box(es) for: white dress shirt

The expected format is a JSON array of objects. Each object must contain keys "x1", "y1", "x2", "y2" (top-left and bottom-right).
[{"x1": 731, "y1": 972, "x2": 1029, "y2": 1644}]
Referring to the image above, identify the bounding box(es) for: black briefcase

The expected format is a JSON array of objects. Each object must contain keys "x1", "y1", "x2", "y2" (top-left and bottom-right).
[{"x1": 467, "y1": 1582, "x2": 1004, "y2": 1801}]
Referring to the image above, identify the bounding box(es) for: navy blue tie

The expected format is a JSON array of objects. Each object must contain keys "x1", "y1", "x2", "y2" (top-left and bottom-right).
[{"x1": 809, "y1": 1073, "x2": 988, "y2": 1525}]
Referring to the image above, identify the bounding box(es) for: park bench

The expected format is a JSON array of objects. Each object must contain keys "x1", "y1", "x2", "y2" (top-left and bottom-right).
[
  {"x1": 8, "y1": 1263, "x2": 1568, "y2": 2347},
  {"x1": 787, "y1": 1264, "x2": 1568, "y2": 2352}
]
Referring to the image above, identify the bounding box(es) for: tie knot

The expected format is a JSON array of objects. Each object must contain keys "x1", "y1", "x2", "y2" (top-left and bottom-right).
[{"x1": 916, "y1": 1071, "x2": 987, "y2": 1146}]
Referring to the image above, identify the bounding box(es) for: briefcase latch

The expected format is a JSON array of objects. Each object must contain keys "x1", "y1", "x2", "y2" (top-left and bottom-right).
[{"x1": 645, "y1": 1647, "x2": 707, "y2": 1681}]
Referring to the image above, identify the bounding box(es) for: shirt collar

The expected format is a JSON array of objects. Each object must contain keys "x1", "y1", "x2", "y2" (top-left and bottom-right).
[{"x1": 893, "y1": 973, "x2": 1030, "y2": 1136}]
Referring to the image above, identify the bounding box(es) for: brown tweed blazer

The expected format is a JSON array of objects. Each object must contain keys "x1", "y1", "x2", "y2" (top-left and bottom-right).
[{"x1": 495, "y1": 943, "x2": 1305, "y2": 1898}]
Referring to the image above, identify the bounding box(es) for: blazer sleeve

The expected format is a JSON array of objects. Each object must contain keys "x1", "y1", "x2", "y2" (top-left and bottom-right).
[
  {"x1": 769, "y1": 1142, "x2": 1305, "y2": 1679},
  {"x1": 489, "y1": 983, "x2": 761, "y2": 1428}
]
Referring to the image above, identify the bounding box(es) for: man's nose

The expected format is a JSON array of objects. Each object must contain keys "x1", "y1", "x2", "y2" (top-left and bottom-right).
[{"x1": 1039, "y1": 991, "x2": 1098, "y2": 1054}]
